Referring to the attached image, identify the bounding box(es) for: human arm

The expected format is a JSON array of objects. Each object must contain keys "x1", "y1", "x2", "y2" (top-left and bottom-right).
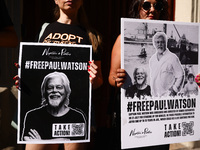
[
  {"x1": 170, "y1": 57, "x2": 185, "y2": 95},
  {"x1": 21, "y1": 113, "x2": 36, "y2": 141},
  {"x1": 195, "y1": 83, "x2": 199, "y2": 94},
  {"x1": 183, "y1": 83, "x2": 188, "y2": 96},
  {"x1": 108, "y1": 35, "x2": 126, "y2": 87},
  {"x1": 88, "y1": 60, "x2": 103, "y2": 89},
  {"x1": 24, "y1": 129, "x2": 69, "y2": 141}
]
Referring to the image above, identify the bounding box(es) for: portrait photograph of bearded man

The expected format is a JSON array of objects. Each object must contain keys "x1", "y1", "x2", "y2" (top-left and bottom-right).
[
  {"x1": 125, "y1": 67, "x2": 151, "y2": 99},
  {"x1": 20, "y1": 71, "x2": 87, "y2": 142}
]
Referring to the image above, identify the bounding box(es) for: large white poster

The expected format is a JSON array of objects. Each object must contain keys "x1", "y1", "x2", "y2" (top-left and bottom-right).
[{"x1": 121, "y1": 18, "x2": 200, "y2": 149}]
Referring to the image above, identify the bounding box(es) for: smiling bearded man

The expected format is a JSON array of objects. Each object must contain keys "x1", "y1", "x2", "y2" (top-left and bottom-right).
[
  {"x1": 21, "y1": 72, "x2": 87, "y2": 141},
  {"x1": 149, "y1": 32, "x2": 184, "y2": 97},
  {"x1": 125, "y1": 67, "x2": 151, "y2": 99}
]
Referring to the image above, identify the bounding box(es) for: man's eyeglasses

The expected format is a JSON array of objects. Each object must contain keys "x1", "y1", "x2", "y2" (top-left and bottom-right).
[{"x1": 142, "y1": 1, "x2": 163, "y2": 11}]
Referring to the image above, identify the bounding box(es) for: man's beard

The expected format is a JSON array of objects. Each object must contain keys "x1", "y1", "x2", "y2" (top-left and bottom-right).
[
  {"x1": 137, "y1": 78, "x2": 145, "y2": 85},
  {"x1": 48, "y1": 94, "x2": 65, "y2": 108}
]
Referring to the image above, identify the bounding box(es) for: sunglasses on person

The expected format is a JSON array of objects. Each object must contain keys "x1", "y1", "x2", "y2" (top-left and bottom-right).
[{"x1": 142, "y1": 1, "x2": 163, "y2": 11}]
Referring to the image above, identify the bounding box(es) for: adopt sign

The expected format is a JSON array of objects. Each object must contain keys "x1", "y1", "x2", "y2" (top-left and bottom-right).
[
  {"x1": 121, "y1": 18, "x2": 200, "y2": 149},
  {"x1": 17, "y1": 42, "x2": 92, "y2": 144}
]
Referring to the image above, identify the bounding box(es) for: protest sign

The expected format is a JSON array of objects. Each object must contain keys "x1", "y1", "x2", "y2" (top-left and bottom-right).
[
  {"x1": 17, "y1": 42, "x2": 92, "y2": 144},
  {"x1": 121, "y1": 18, "x2": 200, "y2": 149}
]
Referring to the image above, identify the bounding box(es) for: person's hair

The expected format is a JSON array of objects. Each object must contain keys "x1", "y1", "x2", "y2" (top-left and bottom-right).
[
  {"x1": 128, "y1": 0, "x2": 169, "y2": 20},
  {"x1": 152, "y1": 31, "x2": 167, "y2": 48},
  {"x1": 54, "y1": 3, "x2": 102, "y2": 53},
  {"x1": 41, "y1": 71, "x2": 71, "y2": 106},
  {"x1": 187, "y1": 73, "x2": 194, "y2": 80},
  {"x1": 133, "y1": 67, "x2": 147, "y2": 85}
]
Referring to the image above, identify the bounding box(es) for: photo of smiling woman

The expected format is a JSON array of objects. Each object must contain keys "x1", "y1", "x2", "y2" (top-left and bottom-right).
[{"x1": 21, "y1": 71, "x2": 87, "y2": 141}]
